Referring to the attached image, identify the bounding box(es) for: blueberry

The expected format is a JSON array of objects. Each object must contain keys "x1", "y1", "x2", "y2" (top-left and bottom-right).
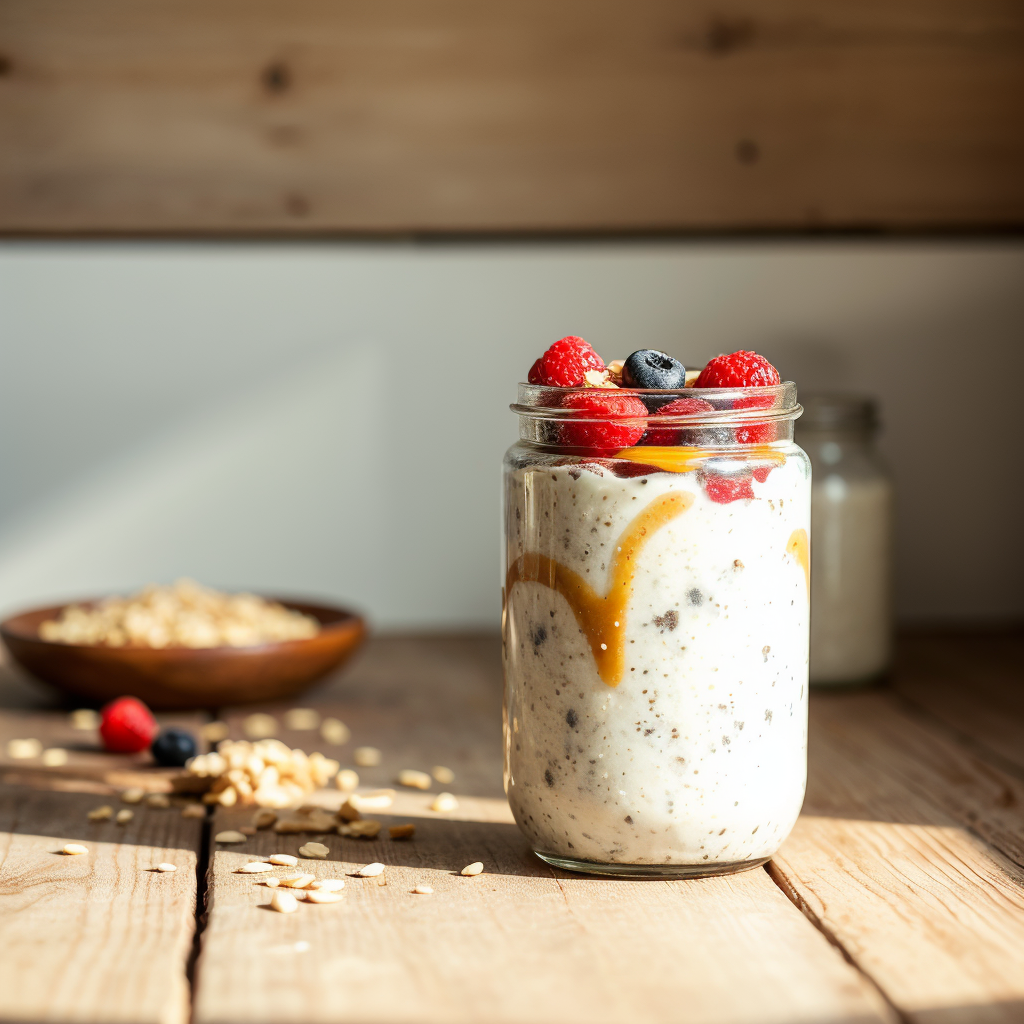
[
  {"x1": 151, "y1": 727, "x2": 197, "y2": 767},
  {"x1": 621, "y1": 350, "x2": 687, "y2": 389}
]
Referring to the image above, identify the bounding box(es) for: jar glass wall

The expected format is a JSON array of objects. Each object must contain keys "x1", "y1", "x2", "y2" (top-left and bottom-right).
[{"x1": 502, "y1": 383, "x2": 811, "y2": 877}]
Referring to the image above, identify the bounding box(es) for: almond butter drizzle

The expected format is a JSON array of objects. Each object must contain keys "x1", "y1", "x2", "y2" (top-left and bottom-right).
[
  {"x1": 787, "y1": 528, "x2": 810, "y2": 594},
  {"x1": 505, "y1": 492, "x2": 693, "y2": 687}
]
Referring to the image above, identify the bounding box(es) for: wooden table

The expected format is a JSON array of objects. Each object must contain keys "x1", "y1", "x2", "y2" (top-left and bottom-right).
[{"x1": 2, "y1": 632, "x2": 1023, "y2": 1024}]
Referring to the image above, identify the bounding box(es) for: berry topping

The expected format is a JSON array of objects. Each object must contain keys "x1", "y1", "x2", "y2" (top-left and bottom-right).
[
  {"x1": 643, "y1": 396, "x2": 714, "y2": 446},
  {"x1": 560, "y1": 390, "x2": 648, "y2": 451},
  {"x1": 621, "y1": 350, "x2": 687, "y2": 389},
  {"x1": 99, "y1": 696, "x2": 157, "y2": 754},
  {"x1": 529, "y1": 336, "x2": 605, "y2": 388},
  {"x1": 151, "y1": 727, "x2": 198, "y2": 767},
  {"x1": 694, "y1": 351, "x2": 781, "y2": 389},
  {"x1": 702, "y1": 471, "x2": 756, "y2": 504}
]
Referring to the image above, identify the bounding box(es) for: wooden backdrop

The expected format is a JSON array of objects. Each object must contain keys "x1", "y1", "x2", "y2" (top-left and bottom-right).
[{"x1": 1, "y1": 0, "x2": 1023, "y2": 234}]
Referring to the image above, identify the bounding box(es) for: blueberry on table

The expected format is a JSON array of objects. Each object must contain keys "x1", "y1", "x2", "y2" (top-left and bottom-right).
[
  {"x1": 151, "y1": 727, "x2": 197, "y2": 767},
  {"x1": 622, "y1": 350, "x2": 687, "y2": 389}
]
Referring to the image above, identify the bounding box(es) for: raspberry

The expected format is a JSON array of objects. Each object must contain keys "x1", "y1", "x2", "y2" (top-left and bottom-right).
[
  {"x1": 752, "y1": 465, "x2": 774, "y2": 483},
  {"x1": 695, "y1": 351, "x2": 781, "y2": 389},
  {"x1": 733, "y1": 393, "x2": 777, "y2": 444},
  {"x1": 643, "y1": 397, "x2": 714, "y2": 446},
  {"x1": 99, "y1": 696, "x2": 157, "y2": 754},
  {"x1": 560, "y1": 390, "x2": 648, "y2": 451},
  {"x1": 703, "y1": 472, "x2": 755, "y2": 504},
  {"x1": 529, "y1": 336, "x2": 605, "y2": 388}
]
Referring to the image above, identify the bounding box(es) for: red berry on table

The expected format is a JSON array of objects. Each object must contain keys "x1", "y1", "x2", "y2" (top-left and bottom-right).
[
  {"x1": 560, "y1": 390, "x2": 648, "y2": 451},
  {"x1": 643, "y1": 396, "x2": 715, "y2": 446},
  {"x1": 703, "y1": 472, "x2": 756, "y2": 504},
  {"x1": 99, "y1": 696, "x2": 157, "y2": 754},
  {"x1": 529, "y1": 336, "x2": 605, "y2": 388},
  {"x1": 695, "y1": 351, "x2": 781, "y2": 389}
]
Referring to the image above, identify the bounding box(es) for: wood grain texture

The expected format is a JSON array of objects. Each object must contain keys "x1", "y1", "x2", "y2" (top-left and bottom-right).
[
  {"x1": 0, "y1": 783, "x2": 202, "y2": 1024},
  {"x1": 771, "y1": 688, "x2": 1024, "y2": 1024},
  {"x1": 1, "y1": 1, "x2": 1023, "y2": 234}
]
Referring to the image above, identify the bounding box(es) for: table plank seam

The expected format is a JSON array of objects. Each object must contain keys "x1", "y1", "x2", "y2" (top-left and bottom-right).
[{"x1": 763, "y1": 862, "x2": 909, "y2": 1024}]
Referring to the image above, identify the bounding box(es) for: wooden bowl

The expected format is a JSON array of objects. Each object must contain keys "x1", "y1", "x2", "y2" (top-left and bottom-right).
[{"x1": 0, "y1": 598, "x2": 367, "y2": 711}]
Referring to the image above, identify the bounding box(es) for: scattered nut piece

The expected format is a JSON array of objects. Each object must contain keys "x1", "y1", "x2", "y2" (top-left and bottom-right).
[
  {"x1": 309, "y1": 878, "x2": 344, "y2": 891},
  {"x1": 145, "y1": 794, "x2": 171, "y2": 809},
  {"x1": 304, "y1": 890, "x2": 344, "y2": 904},
  {"x1": 264, "y1": 877, "x2": 281, "y2": 887},
  {"x1": 243, "y1": 714, "x2": 278, "y2": 740},
  {"x1": 116, "y1": 809, "x2": 134, "y2": 825},
  {"x1": 298, "y1": 842, "x2": 329, "y2": 859},
  {"x1": 274, "y1": 819, "x2": 308, "y2": 834},
  {"x1": 215, "y1": 830, "x2": 247, "y2": 844},
  {"x1": 334, "y1": 769, "x2": 359, "y2": 792},
  {"x1": 7, "y1": 738, "x2": 42, "y2": 760},
  {"x1": 156, "y1": 862, "x2": 177, "y2": 872},
  {"x1": 87, "y1": 805, "x2": 114, "y2": 821},
  {"x1": 201, "y1": 720, "x2": 230, "y2": 743},
  {"x1": 320, "y1": 718, "x2": 350, "y2": 745},
  {"x1": 42, "y1": 748, "x2": 69, "y2": 767},
  {"x1": 397, "y1": 769, "x2": 431, "y2": 790},
  {"x1": 63, "y1": 843, "x2": 89, "y2": 855},
  {"x1": 411, "y1": 885, "x2": 434, "y2": 895},
  {"x1": 461, "y1": 862, "x2": 484, "y2": 876},
  {"x1": 339, "y1": 820, "x2": 381, "y2": 839},
  {"x1": 239, "y1": 861, "x2": 275, "y2": 873},
  {"x1": 278, "y1": 873, "x2": 316, "y2": 888},
  {"x1": 355, "y1": 862, "x2": 385, "y2": 877},
  {"x1": 430, "y1": 792, "x2": 459, "y2": 813},
  {"x1": 70, "y1": 708, "x2": 101, "y2": 730},
  {"x1": 353, "y1": 746, "x2": 381, "y2": 767},
  {"x1": 389, "y1": 824, "x2": 416, "y2": 840},
  {"x1": 269, "y1": 890, "x2": 299, "y2": 913},
  {"x1": 269, "y1": 854, "x2": 298, "y2": 867},
  {"x1": 284, "y1": 708, "x2": 320, "y2": 731},
  {"x1": 181, "y1": 804, "x2": 206, "y2": 819},
  {"x1": 431, "y1": 766, "x2": 455, "y2": 785},
  {"x1": 239, "y1": 826, "x2": 257, "y2": 836},
  {"x1": 121, "y1": 787, "x2": 145, "y2": 804},
  {"x1": 348, "y1": 789, "x2": 394, "y2": 812},
  {"x1": 253, "y1": 810, "x2": 277, "y2": 829}
]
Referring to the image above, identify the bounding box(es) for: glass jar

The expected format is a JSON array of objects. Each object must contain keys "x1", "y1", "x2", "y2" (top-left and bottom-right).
[
  {"x1": 502, "y1": 382, "x2": 810, "y2": 877},
  {"x1": 797, "y1": 394, "x2": 892, "y2": 687}
]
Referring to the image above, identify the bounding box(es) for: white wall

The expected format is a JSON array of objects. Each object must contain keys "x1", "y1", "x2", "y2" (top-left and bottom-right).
[{"x1": 1, "y1": 240, "x2": 1021, "y2": 629}]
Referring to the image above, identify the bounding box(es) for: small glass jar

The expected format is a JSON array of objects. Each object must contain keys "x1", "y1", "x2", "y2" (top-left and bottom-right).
[
  {"x1": 797, "y1": 394, "x2": 893, "y2": 687},
  {"x1": 502, "y1": 382, "x2": 810, "y2": 877}
]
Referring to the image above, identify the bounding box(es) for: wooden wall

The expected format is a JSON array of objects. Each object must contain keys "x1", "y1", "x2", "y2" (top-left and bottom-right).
[{"x1": 1, "y1": 0, "x2": 1022, "y2": 234}]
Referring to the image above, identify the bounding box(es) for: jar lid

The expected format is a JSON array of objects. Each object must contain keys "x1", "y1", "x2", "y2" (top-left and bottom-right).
[{"x1": 799, "y1": 393, "x2": 879, "y2": 431}]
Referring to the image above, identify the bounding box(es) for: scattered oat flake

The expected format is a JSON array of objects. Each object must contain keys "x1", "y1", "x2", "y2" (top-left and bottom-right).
[
  {"x1": 389, "y1": 823, "x2": 416, "y2": 840},
  {"x1": 411, "y1": 885, "x2": 433, "y2": 895},
  {"x1": 201, "y1": 721, "x2": 230, "y2": 743},
  {"x1": 304, "y1": 890, "x2": 344, "y2": 904},
  {"x1": 320, "y1": 718, "x2": 350, "y2": 745},
  {"x1": 253, "y1": 810, "x2": 277, "y2": 829},
  {"x1": 215, "y1": 830, "x2": 247, "y2": 844},
  {"x1": 121, "y1": 787, "x2": 145, "y2": 804},
  {"x1": 182, "y1": 804, "x2": 206, "y2": 819},
  {"x1": 355, "y1": 862, "x2": 385, "y2": 877},
  {"x1": 239, "y1": 861, "x2": 275, "y2": 873},
  {"x1": 284, "y1": 708, "x2": 320, "y2": 731},
  {"x1": 239, "y1": 826, "x2": 257, "y2": 836},
  {"x1": 335, "y1": 769, "x2": 359, "y2": 792},
  {"x1": 243, "y1": 713, "x2": 278, "y2": 740},
  {"x1": 87, "y1": 805, "x2": 113, "y2": 821},
  {"x1": 298, "y1": 842, "x2": 329, "y2": 859},
  {"x1": 353, "y1": 746, "x2": 381, "y2": 767},
  {"x1": 145, "y1": 794, "x2": 171, "y2": 809},
  {"x1": 309, "y1": 878, "x2": 344, "y2": 891},
  {"x1": 431, "y1": 766, "x2": 455, "y2": 784},
  {"x1": 340, "y1": 819, "x2": 382, "y2": 839},
  {"x1": 269, "y1": 854, "x2": 298, "y2": 867},
  {"x1": 461, "y1": 862, "x2": 484, "y2": 876},
  {"x1": 70, "y1": 708, "x2": 100, "y2": 730},
  {"x1": 430, "y1": 792, "x2": 459, "y2": 812},
  {"x1": 115, "y1": 809, "x2": 134, "y2": 825},
  {"x1": 156, "y1": 863, "x2": 177, "y2": 872},
  {"x1": 278, "y1": 873, "x2": 315, "y2": 888},
  {"x1": 269, "y1": 890, "x2": 299, "y2": 913},
  {"x1": 264, "y1": 877, "x2": 281, "y2": 887},
  {"x1": 7, "y1": 738, "x2": 42, "y2": 760},
  {"x1": 62, "y1": 844, "x2": 88, "y2": 855},
  {"x1": 397, "y1": 769, "x2": 431, "y2": 790},
  {"x1": 350, "y1": 789, "x2": 394, "y2": 812},
  {"x1": 42, "y1": 748, "x2": 69, "y2": 767}
]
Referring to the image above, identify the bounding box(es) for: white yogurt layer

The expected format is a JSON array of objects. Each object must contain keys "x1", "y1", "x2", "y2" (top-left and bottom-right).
[{"x1": 503, "y1": 450, "x2": 811, "y2": 867}]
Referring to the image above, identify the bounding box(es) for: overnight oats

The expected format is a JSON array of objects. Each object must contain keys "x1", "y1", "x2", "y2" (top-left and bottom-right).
[{"x1": 502, "y1": 340, "x2": 810, "y2": 877}]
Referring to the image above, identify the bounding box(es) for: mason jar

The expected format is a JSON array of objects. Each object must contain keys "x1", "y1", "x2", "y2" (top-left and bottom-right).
[
  {"x1": 797, "y1": 394, "x2": 893, "y2": 687},
  {"x1": 502, "y1": 382, "x2": 810, "y2": 877}
]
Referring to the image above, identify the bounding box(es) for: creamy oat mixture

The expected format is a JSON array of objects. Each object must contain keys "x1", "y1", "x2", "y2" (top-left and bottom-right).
[{"x1": 502, "y1": 452, "x2": 811, "y2": 867}]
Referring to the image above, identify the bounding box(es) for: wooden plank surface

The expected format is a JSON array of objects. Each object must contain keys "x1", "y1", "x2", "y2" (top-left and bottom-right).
[{"x1": 2, "y1": 0, "x2": 1023, "y2": 234}]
